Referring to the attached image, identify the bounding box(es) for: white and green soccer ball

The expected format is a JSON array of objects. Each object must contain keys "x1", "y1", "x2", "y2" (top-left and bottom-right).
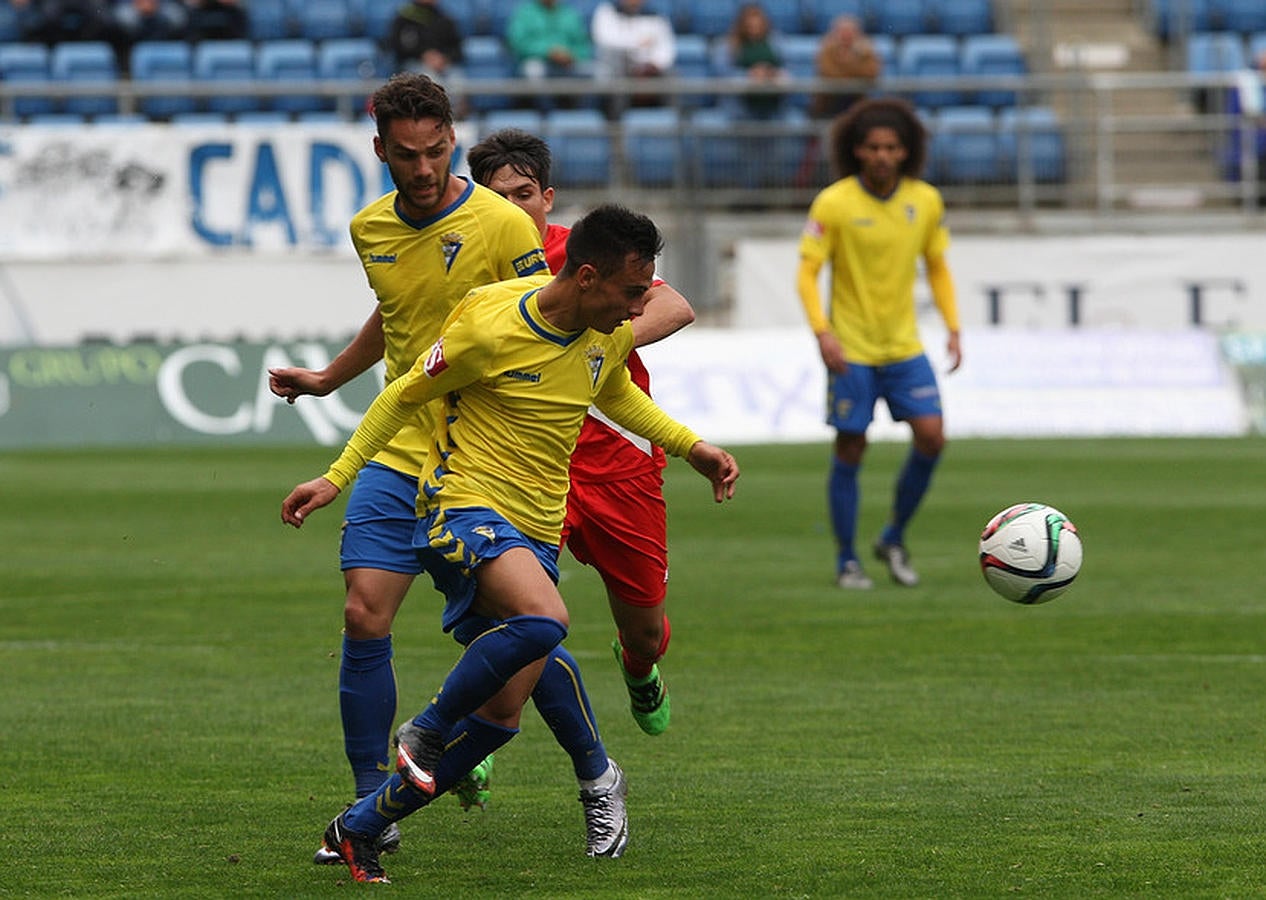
[{"x1": 978, "y1": 503, "x2": 1083, "y2": 605}]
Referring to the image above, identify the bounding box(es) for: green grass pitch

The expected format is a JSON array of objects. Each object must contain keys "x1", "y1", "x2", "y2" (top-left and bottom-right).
[{"x1": 3, "y1": 438, "x2": 1265, "y2": 897}]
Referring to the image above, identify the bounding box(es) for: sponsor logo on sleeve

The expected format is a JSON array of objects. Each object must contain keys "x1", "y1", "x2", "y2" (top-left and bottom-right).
[{"x1": 423, "y1": 339, "x2": 448, "y2": 377}]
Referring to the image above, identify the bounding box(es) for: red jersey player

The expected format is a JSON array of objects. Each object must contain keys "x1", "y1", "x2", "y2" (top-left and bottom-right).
[{"x1": 468, "y1": 128, "x2": 695, "y2": 735}]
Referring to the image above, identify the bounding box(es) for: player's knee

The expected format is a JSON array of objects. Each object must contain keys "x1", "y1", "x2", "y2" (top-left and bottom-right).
[
  {"x1": 343, "y1": 592, "x2": 393, "y2": 639},
  {"x1": 622, "y1": 614, "x2": 671, "y2": 663},
  {"x1": 834, "y1": 432, "x2": 866, "y2": 465},
  {"x1": 915, "y1": 432, "x2": 946, "y2": 458}
]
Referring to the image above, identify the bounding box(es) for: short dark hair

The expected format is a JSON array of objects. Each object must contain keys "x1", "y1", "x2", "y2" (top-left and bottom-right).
[
  {"x1": 467, "y1": 128, "x2": 553, "y2": 190},
  {"x1": 829, "y1": 97, "x2": 928, "y2": 180},
  {"x1": 561, "y1": 204, "x2": 663, "y2": 279},
  {"x1": 370, "y1": 73, "x2": 452, "y2": 141}
]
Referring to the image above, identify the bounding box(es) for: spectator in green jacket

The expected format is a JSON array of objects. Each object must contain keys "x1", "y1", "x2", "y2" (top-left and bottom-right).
[{"x1": 506, "y1": 0, "x2": 594, "y2": 80}]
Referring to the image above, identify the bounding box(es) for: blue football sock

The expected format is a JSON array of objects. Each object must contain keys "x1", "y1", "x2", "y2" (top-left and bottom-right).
[
  {"x1": 882, "y1": 448, "x2": 940, "y2": 546},
  {"x1": 433, "y1": 715, "x2": 518, "y2": 795},
  {"x1": 342, "y1": 716, "x2": 518, "y2": 836},
  {"x1": 829, "y1": 456, "x2": 861, "y2": 570},
  {"x1": 343, "y1": 773, "x2": 427, "y2": 836},
  {"x1": 414, "y1": 615, "x2": 567, "y2": 735},
  {"x1": 531, "y1": 645, "x2": 609, "y2": 781},
  {"x1": 339, "y1": 634, "x2": 396, "y2": 799}
]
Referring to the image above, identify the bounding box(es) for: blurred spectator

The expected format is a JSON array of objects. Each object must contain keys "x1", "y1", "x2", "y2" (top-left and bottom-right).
[
  {"x1": 113, "y1": 0, "x2": 189, "y2": 72},
  {"x1": 724, "y1": 2, "x2": 786, "y2": 119},
  {"x1": 1228, "y1": 49, "x2": 1266, "y2": 201},
  {"x1": 183, "y1": 0, "x2": 246, "y2": 42},
  {"x1": 9, "y1": 0, "x2": 48, "y2": 42},
  {"x1": 506, "y1": 0, "x2": 594, "y2": 81},
  {"x1": 388, "y1": 0, "x2": 465, "y2": 80},
  {"x1": 809, "y1": 14, "x2": 881, "y2": 120},
  {"x1": 18, "y1": 0, "x2": 118, "y2": 45},
  {"x1": 591, "y1": 0, "x2": 675, "y2": 81}
]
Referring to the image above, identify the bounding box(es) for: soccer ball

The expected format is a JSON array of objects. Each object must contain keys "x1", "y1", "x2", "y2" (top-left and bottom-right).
[{"x1": 978, "y1": 503, "x2": 1083, "y2": 604}]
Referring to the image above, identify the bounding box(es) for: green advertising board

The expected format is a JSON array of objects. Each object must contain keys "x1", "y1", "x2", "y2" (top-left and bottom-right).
[{"x1": 0, "y1": 340, "x2": 380, "y2": 448}]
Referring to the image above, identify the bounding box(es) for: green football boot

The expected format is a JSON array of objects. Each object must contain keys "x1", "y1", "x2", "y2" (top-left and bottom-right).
[
  {"x1": 612, "y1": 639, "x2": 671, "y2": 736},
  {"x1": 452, "y1": 754, "x2": 494, "y2": 812}
]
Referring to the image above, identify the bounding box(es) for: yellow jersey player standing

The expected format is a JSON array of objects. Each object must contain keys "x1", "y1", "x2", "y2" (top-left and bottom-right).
[
  {"x1": 267, "y1": 73, "x2": 548, "y2": 858},
  {"x1": 282, "y1": 204, "x2": 739, "y2": 884},
  {"x1": 796, "y1": 97, "x2": 962, "y2": 590}
]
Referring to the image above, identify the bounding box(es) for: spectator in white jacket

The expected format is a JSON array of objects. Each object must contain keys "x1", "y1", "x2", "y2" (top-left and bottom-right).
[{"x1": 592, "y1": 0, "x2": 676, "y2": 99}]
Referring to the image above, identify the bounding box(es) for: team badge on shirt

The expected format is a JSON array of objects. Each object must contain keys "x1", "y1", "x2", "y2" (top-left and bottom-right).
[
  {"x1": 585, "y1": 345, "x2": 606, "y2": 388},
  {"x1": 441, "y1": 231, "x2": 464, "y2": 272}
]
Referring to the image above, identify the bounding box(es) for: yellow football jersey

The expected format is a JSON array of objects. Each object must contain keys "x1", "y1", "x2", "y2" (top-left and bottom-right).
[
  {"x1": 799, "y1": 176, "x2": 951, "y2": 366},
  {"x1": 324, "y1": 277, "x2": 701, "y2": 543},
  {"x1": 349, "y1": 178, "x2": 547, "y2": 475}
]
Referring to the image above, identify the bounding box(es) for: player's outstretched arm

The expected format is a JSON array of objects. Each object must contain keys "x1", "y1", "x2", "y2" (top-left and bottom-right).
[
  {"x1": 685, "y1": 441, "x2": 739, "y2": 503},
  {"x1": 629, "y1": 282, "x2": 695, "y2": 348},
  {"x1": 281, "y1": 477, "x2": 341, "y2": 527},
  {"x1": 269, "y1": 309, "x2": 387, "y2": 402}
]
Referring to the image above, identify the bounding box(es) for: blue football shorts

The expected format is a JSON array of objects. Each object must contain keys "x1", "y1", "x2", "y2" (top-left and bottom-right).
[
  {"x1": 413, "y1": 505, "x2": 560, "y2": 634},
  {"x1": 339, "y1": 461, "x2": 424, "y2": 575},
  {"x1": 826, "y1": 353, "x2": 943, "y2": 433}
]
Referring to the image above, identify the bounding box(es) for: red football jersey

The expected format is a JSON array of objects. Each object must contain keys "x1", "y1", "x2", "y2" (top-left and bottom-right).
[{"x1": 545, "y1": 223, "x2": 666, "y2": 483}]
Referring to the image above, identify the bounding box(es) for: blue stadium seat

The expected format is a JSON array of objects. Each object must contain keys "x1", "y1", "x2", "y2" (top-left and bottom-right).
[
  {"x1": 256, "y1": 39, "x2": 329, "y2": 114},
  {"x1": 0, "y1": 43, "x2": 56, "y2": 119},
  {"x1": 1150, "y1": 0, "x2": 1214, "y2": 39},
  {"x1": 130, "y1": 41, "x2": 196, "y2": 120},
  {"x1": 776, "y1": 33, "x2": 821, "y2": 75},
  {"x1": 290, "y1": 0, "x2": 355, "y2": 41},
  {"x1": 871, "y1": 33, "x2": 897, "y2": 75},
  {"x1": 1215, "y1": 0, "x2": 1266, "y2": 35},
  {"x1": 768, "y1": 106, "x2": 816, "y2": 186},
  {"x1": 463, "y1": 36, "x2": 515, "y2": 112},
  {"x1": 484, "y1": 0, "x2": 519, "y2": 37},
  {"x1": 621, "y1": 107, "x2": 683, "y2": 187},
  {"x1": 0, "y1": 2, "x2": 22, "y2": 43},
  {"x1": 998, "y1": 106, "x2": 1066, "y2": 183},
  {"x1": 898, "y1": 34, "x2": 964, "y2": 108},
  {"x1": 50, "y1": 41, "x2": 119, "y2": 117},
  {"x1": 931, "y1": 0, "x2": 993, "y2": 36},
  {"x1": 961, "y1": 33, "x2": 1026, "y2": 107},
  {"x1": 571, "y1": 0, "x2": 602, "y2": 26},
  {"x1": 1186, "y1": 31, "x2": 1246, "y2": 72},
  {"x1": 932, "y1": 105, "x2": 998, "y2": 183},
  {"x1": 248, "y1": 0, "x2": 293, "y2": 41},
  {"x1": 319, "y1": 37, "x2": 382, "y2": 80},
  {"x1": 803, "y1": 0, "x2": 867, "y2": 33},
  {"x1": 684, "y1": 0, "x2": 743, "y2": 38},
  {"x1": 674, "y1": 32, "x2": 713, "y2": 78},
  {"x1": 763, "y1": 0, "x2": 807, "y2": 34},
  {"x1": 775, "y1": 33, "x2": 822, "y2": 110},
  {"x1": 688, "y1": 106, "x2": 743, "y2": 188},
  {"x1": 361, "y1": 0, "x2": 402, "y2": 41},
  {"x1": 873, "y1": 0, "x2": 929, "y2": 36},
  {"x1": 479, "y1": 108, "x2": 545, "y2": 135},
  {"x1": 318, "y1": 36, "x2": 380, "y2": 115},
  {"x1": 543, "y1": 108, "x2": 612, "y2": 187},
  {"x1": 193, "y1": 40, "x2": 262, "y2": 114}
]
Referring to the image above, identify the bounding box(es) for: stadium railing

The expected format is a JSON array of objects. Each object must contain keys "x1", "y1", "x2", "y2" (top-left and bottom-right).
[{"x1": 2, "y1": 69, "x2": 1264, "y2": 215}]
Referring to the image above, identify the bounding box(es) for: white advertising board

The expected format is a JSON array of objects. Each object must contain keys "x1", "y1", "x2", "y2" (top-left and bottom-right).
[
  {"x1": 0, "y1": 122, "x2": 476, "y2": 259},
  {"x1": 736, "y1": 234, "x2": 1266, "y2": 332},
  {"x1": 639, "y1": 326, "x2": 1246, "y2": 444}
]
